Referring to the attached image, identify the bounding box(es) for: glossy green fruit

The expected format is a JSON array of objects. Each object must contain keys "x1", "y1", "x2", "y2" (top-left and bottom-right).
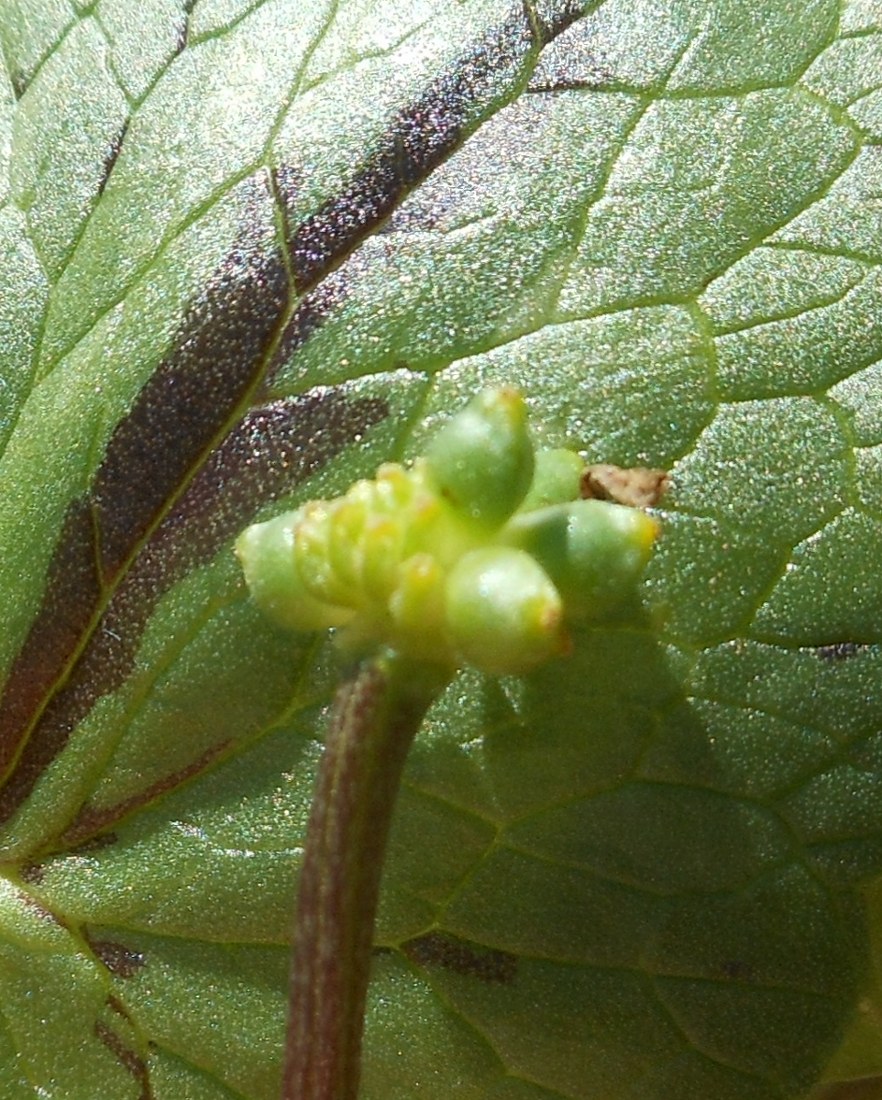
[
  {"x1": 235, "y1": 511, "x2": 355, "y2": 632},
  {"x1": 445, "y1": 547, "x2": 565, "y2": 674},
  {"x1": 518, "y1": 447, "x2": 586, "y2": 512},
  {"x1": 504, "y1": 499, "x2": 659, "y2": 618},
  {"x1": 424, "y1": 388, "x2": 534, "y2": 530}
]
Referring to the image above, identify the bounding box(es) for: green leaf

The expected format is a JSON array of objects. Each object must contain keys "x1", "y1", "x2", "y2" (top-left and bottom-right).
[{"x1": 0, "y1": 1, "x2": 880, "y2": 1097}]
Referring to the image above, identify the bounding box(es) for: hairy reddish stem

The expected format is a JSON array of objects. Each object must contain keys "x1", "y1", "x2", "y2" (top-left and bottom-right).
[{"x1": 282, "y1": 652, "x2": 449, "y2": 1100}]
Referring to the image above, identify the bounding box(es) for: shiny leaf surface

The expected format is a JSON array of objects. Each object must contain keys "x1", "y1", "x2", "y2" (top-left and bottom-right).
[{"x1": 1, "y1": 2, "x2": 881, "y2": 1097}]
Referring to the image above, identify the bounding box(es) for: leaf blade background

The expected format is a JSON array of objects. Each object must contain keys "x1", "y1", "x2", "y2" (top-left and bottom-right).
[{"x1": 1, "y1": 1, "x2": 882, "y2": 1097}]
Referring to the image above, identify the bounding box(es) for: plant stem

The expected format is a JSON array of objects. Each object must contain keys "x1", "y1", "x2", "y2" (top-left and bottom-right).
[{"x1": 282, "y1": 651, "x2": 450, "y2": 1100}]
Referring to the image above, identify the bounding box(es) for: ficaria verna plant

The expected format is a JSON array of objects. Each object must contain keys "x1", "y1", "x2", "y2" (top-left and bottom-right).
[{"x1": 235, "y1": 388, "x2": 660, "y2": 1100}]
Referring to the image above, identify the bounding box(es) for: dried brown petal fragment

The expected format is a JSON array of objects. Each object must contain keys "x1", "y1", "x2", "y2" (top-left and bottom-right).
[{"x1": 581, "y1": 463, "x2": 670, "y2": 509}]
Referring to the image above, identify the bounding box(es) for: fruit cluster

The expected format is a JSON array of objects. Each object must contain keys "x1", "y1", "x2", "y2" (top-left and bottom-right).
[{"x1": 235, "y1": 389, "x2": 659, "y2": 675}]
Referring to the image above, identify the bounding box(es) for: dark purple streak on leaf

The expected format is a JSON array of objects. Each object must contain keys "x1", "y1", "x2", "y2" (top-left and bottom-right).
[
  {"x1": 527, "y1": 1, "x2": 615, "y2": 91},
  {"x1": 816, "y1": 1082, "x2": 882, "y2": 1100},
  {"x1": 87, "y1": 933, "x2": 147, "y2": 979},
  {"x1": 18, "y1": 889, "x2": 65, "y2": 926},
  {"x1": 529, "y1": 0, "x2": 588, "y2": 38},
  {"x1": 173, "y1": 0, "x2": 198, "y2": 54},
  {"x1": 21, "y1": 831, "x2": 119, "y2": 882},
  {"x1": 0, "y1": 501, "x2": 101, "y2": 781},
  {"x1": 0, "y1": 388, "x2": 385, "y2": 836},
  {"x1": 0, "y1": 542, "x2": 200, "y2": 834},
  {"x1": 56, "y1": 390, "x2": 385, "y2": 844},
  {"x1": 403, "y1": 931, "x2": 518, "y2": 983},
  {"x1": 108, "y1": 994, "x2": 132, "y2": 1018},
  {"x1": 265, "y1": 152, "x2": 348, "y2": 381},
  {"x1": 0, "y1": 173, "x2": 290, "y2": 819},
  {"x1": 0, "y1": 153, "x2": 385, "y2": 833},
  {"x1": 266, "y1": 272, "x2": 349, "y2": 382},
  {"x1": 816, "y1": 642, "x2": 870, "y2": 661},
  {"x1": 287, "y1": 1, "x2": 579, "y2": 292},
  {"x1": 97, "y1": 119, "x2": 130, "y2": 198},
  {"x1": 19, "y1": 863, "x2": 45, "y2": 885},
  {"x1": 269, "y1": 163, "x2": 302, "y2": 244},
  {"x1": 526, "y1": 76, "x2": 612, "y2": 92},
  {"x1": 720, "y1": 959, "x2": 756, "y2": 982},
  {"x1": 92, "y1": 174, "x2": 290, "y2": 585},
  {"x1": 70, "y1": 831, "x2": 119, "y2": 854},
  {"x1": 94, "y1": 1020, "x2": 152, "y2": 1099},
  {"x1": 153, "y1": 391, "x2": 388, "y2": 559},
  {"x1": 268, "y1": 2, "x2": 588, "y2": 372},
  {"x1": 62, "y1": 742, "x2": 230, "y2": 847}
]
